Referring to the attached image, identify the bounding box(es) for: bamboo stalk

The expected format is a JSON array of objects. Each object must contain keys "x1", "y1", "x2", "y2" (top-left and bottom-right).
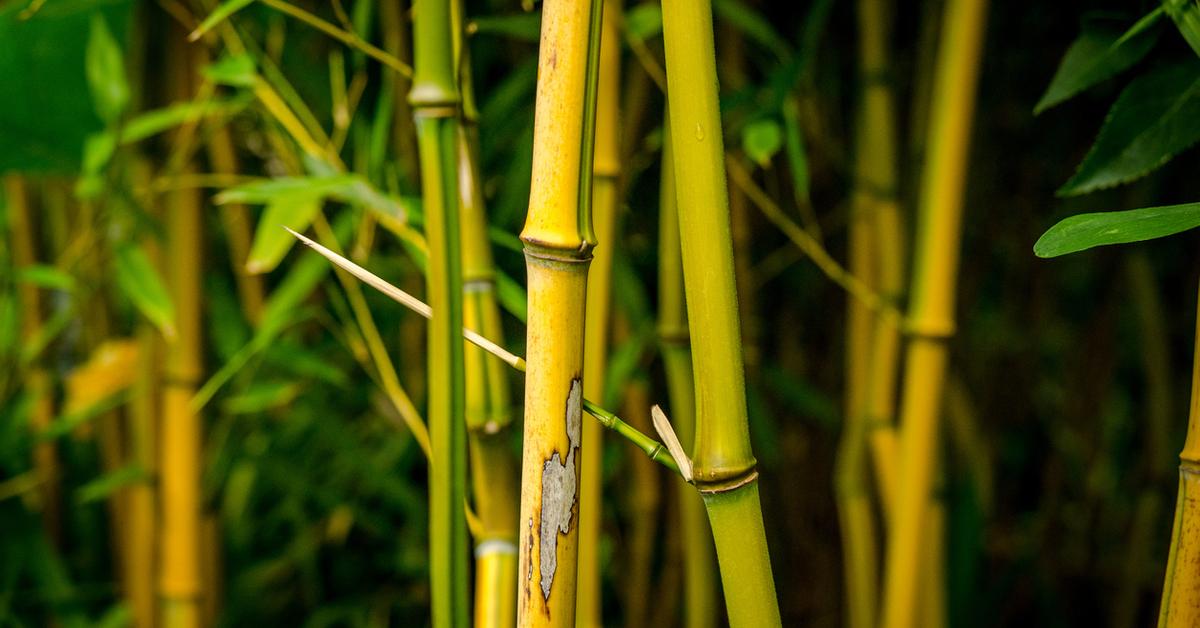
[
  {"x1": 1157, "y1": 280, "x2": 1200, "y2": 626},
  {"x1": 857, "y1": 0, "x2": 904, "y2": 519},
  {"x1": 660, "y1": 0, "x2": 780, "y2": 625},
  {"x1": 453, "y1": 2, "x2": 521, "y2": 623},
  {"x1": 159, "y1": 169, "x2": 206, "y2": 628},
  {"x1": 577, "y1": 1, "x2": 622, "y2": 623},
  {"x1": 619, "y1": 378, "x2": 661, "y2": 628},
  {"x1": 658, "y1": 117, "x2": 717, "y2": 628},
  {"x1": 515, "y1": 0, "x2": 604, "y2": 622},
  {"x1": 206, "y1": 126, "x2": 265, "y2": 324},
  {"x1": 410, "y1": 0, "x2": 469, "y2": 623},
  {"x1": 4, "y1": 176, "x2": 62, "y2": 545},
  {"x1": 879, "y1": 1, "x2": 987, "y2": 627}
]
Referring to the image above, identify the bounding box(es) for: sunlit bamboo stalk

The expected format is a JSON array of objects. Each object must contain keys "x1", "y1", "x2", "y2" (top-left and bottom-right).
[
  {"x1": 515, "y1": 0, "x2": 605, "y2": 623},
  {"x1": 660, "y1": 0, "x2": 781, "y2": 624},
  {"x1": 453, "y1": 0, "x2": 520, "y2": 623},
  {"x1": 411, "y1": 0, "x2": 469, "y2": 622},
  {"x1": 879, "y1": 1, "x2": 987, "y2": 627},
  {"x1": 658, "y1": 116, "x2": 717, "y2": 628},
  {"x1": 577, "y1": 1, "x2": 622, "y2": 623}
]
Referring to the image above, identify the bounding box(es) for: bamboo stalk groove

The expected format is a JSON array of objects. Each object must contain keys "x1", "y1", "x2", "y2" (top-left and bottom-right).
[
  {"x1": 1157, "y1": 280, "x2": 1200, "y2": 626},
  {"x1": 410, "y1": 0, "x2": 469, "y2": 623},
  {"x1": 453, "y1": 1, "x2": 521, "y2": 623},
  {"x1": 658, "y1": 122, "x2": 717, "y2": 628},
  {"x1": 659, "y1": 0, "x2": 780, "y2": 625},
  {"x1": 516, "y1": 0, "x2": 604, "y2": 624},
  {"x1": 577, "y1": 0, "x2": 621, "y2": 624},
  {"x1": 879, "y1": 1, "x2": 987, "y2": 627}
]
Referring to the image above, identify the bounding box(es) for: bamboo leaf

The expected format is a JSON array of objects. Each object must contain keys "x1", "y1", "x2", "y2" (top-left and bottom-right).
[
  {"x1": 16, "y1": 264, "x2": 75, "y2": 292},
  {"x1": 75, "y1": 464, "x2": 148, "y2": 505},
  {"x1": 468, "y1": 12, "x2": 541, "y2": 42},
  {"x1": 1165, "y1": 0, "x2": 1200, "y2": 57},
  {"x1": 222, "y1": 381, "x2": 301, "y2": 414},
  {"x1": 713, "y1": 0, "x2": 791, "y2": 60},
  {"x1": 85, "y1": 12, "x2": 129, "y2": 123},
  {"x1": 1034, "y1": 202, "x2": 1200, "y2": 257},
  {"x1": 246, "y1": 194, "x2": 323, "y2": 274},
  {"x1": 204, "y1": 53, "x2": 258, "y2": 88},
  {"x1": 742, "y1": 118, "x2": 783, "y2": 167},
  {"x1": 782, "y1": 98, "x2": 811, "y2": 205},
  {"x1": 624, "y1": 4, "x2": 662, "y2": 41},
  {"x1": 120, "y1": 96, "x2": 250, "y2": 144},
  {"x1": 190, "y1": 0, "x2": 255, "y2": 41},
  {"x1": 1033, "y1": 16, "x2": 1159, "y2": 114},
  {"x1": 113, "y1": 243, "x2": 176, "y2": 339},
  {"x1": 40, "y1": 391, "x2": 129, "y2": 442},
  {"x1": 1059, "y1": 60, "x2": 1200, "y2": 196}
]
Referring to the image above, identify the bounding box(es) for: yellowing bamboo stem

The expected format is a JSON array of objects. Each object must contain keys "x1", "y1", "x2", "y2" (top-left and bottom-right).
[
  {"x1": 160, "y1": 175, "x2": 206, "y2": 628},
  {"x1": 577, "y1": 1, "x2": 621, "y2": 624},
  {"x1": 660, "y1": 0, "x2": 780, "y2": 625},
  {"x1": 1158, "y1": 280, "x2": 1200, "y2": 627},
  {"x1": 516, "y1": 0, "x2": 603, "y2": 623},
  {"x1": 880, "y1": 1, "x2": 987, "y2": 627}
]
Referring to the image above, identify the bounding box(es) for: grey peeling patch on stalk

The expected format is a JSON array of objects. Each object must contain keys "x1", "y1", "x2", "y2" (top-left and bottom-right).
[{"x1": 537, "y1": 378, "x2": 583, "y2": 600}]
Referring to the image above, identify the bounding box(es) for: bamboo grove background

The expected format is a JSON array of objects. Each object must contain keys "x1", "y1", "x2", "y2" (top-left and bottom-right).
[{"x1": 3, "y1": 0, "x2": 1200, "y2": 626}]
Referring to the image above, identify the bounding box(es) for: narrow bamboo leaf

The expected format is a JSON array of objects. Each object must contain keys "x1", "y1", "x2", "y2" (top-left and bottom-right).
[
  {"x1": 16, "y1": 264, "x2": 75, "y2": 292},
  {"x1": 1165, "y1": 0, "x2": 1200, "y2": 57},
  {"x1": 75, "y1": 464, "x2": 149, "y2": 504},
  {"x1": 190, "y1": 0, "x2": 255, "y2": 41},
  {"x1": 246, "y1": 194, "x2": 323, "y2": 274},
  {"x1": 95, "y1": 603, "x2": 133, "y2": 628},
  {"x1": 113, "y1": 243, "x2": 176, "y2": 338},
  {"x1": 1034, "y1": 202, "x2": 1200, "y2": 257},
  {"x1": 468, "y1": 12, "x2": 541, "y2": 42},
  {"x1": 624, "y1": 4, "x2": 663, "y2": 41},
  {"x1": 120, "y1": 96, "x2": 250, "y2": 144},
  {"x1": 204, "y1": 53, "x2": 258, "y2": 88},
  {"x1": 75, "y1": 130, "x2": 117, "y2": 199},
  {"x1": 742, "y1": 118, "x2": 784, "y2": 167},
  {"x1": 713, "y1": 0, "x2": 791, "y2": 59},
  {"x1": 1059, "y1": 60, "x2": 1200, "y2": 196},
  {"x1": 40, "y1": 391, "x2": 129, "y2": 442},
  {"x1": 85, "y1": 13, "x2": 129, "y2": 123},
  {"x1": 495, "y1": 269, "x2": 528, "y2": 323},
  {"x1": 1033, "y1": 17, "x2": 1158, "y2": 114},
  {"x1": 782, "y1": 98, "x2": 811, "y2": 205},
  {"x1": 222, "y1": 381, "x2": 301, "y2": 414}
]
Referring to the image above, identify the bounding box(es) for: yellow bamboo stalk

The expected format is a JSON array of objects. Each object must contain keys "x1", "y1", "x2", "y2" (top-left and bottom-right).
[
  {"x1": 1157, "y1": 281, "x2": 1200, "y2": 626},
  {"x1": 206, "y1": 126, "x2": 265, "y2": 324},
  {"x1": 159, "y1": 173, "x2": 206, "y2": 628},
  {"x1": 516, "y1": 0, "x2": 603, "y2": 623},
  {"x1": 577, "y1": 0, "x2": 621, "y2": 624},
  {"x1": 879, "y1": 1, "x2": 987, "y2": 627}
]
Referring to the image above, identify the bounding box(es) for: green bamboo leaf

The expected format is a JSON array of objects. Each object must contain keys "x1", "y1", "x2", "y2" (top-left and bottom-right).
[
  {"x1": 713, "y1": 0, "x2": 791, "y2": 60},
  {"x1": 16, "y1": 264, "x2": 75, "y2": 292},
  {"x1": 1165, "y1": 0, "x2": 1200, "y2": 57},
  {"x1": 782, "y1": 98, "x2": 811, "y2": 205},
  {"x1": 1033, "y1": 16, "x2": 1159, "y2": 114},
  {"x1": 75, "y1": 130, "x2": 117, "y2": 199},
  {"x1": 246, "y1": 194, "x2": 323, "y2": 274},
  {"x1": 624, "y1": 4, "x2": 663, "y2": 41},
  {"x1": 742, "y1": 118, "x2": 783, "y2": 167},
  {"x1": 85, "y1": 13, "x2": 129, "y2": 123},
  {"x1": 113, "y1": 243, "x2": 176, "y2": 338},
  {"x1": 222, "y1": 381, "x2": 301, "y2": 414},
  {"x1": 190, "y1": 0, "x2": 255, "y2": 41},
  {"x1": 120, "y1": 96, "x2": 250, "y2": 144},
  {"x1": 468, "y1": 12, "x2": 541, "y2": 42},
  {"x1": 204, "y1": 53, "x2": 258, "y2": 88},
  {"x1": 1033, "y1": 202, "x2": 1200, "y2": 257},
  {"x1": 76, "y1": 464, "x2": 148, "y2": 505},
  {"x1": 40, "y1": 391, "x2": 129, "y2": 442},
  {"x1": 1059, "y1": 60, "x2": 1200, "y2": 196}
]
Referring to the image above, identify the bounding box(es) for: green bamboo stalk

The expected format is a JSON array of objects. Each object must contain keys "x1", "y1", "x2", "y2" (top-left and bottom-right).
[
  {"x1": 453, "y1": 1, "x2": 521, "y2": 623},
  {"x1": 515, "y1": 0, "x2": 605, "y2": 623},
  {"x1": 577, "y1": 0, "x2": 622, "y2": 623},
  {"x1": 410, "y1": 0, "x2": 469, "y2": 623},
  {"x1": 658, "y1": 119, "x2": 717, "y2": 628},
  {"x1": 659, "y1": 0, "x2": 781, "y2": 625},
  {"x1": 879, "y1": 1, "x2": 988, "y2": 626}
]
